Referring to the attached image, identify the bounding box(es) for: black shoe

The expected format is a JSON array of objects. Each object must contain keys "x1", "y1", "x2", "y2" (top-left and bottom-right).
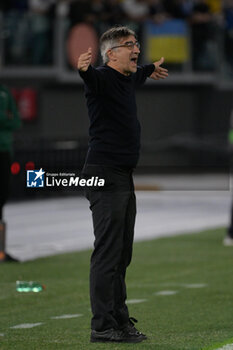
[
  {"x1": 121, "y1": 317, "x2": 147, "y2": 340},
  {"x1": 5, "y1": 253, "x2": 19, "y2": 262},
  {"x1": 90, "y1": 327, "x2": 144, "y2": 343},
  {"x1": 0, "y1": 252, "x2": 19, "y2": 263},
  {"x1": 223, "y1": 235, "x2": 233, "y2": 246}
]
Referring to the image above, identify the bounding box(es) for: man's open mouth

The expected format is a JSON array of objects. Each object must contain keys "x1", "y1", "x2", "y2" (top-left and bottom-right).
[{"x1": 130, "y1": 57, "x2": 138, "y2": 64}]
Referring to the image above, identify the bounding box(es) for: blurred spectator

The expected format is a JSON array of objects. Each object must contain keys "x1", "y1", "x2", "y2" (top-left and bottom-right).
[
  {"x1": 91, "y1": 0, "x2": 105, "y2": 18},
  {"x1": 88, "y1": 0, "x2": 126, "y2": 36},
  {"x1": 147, "y1": 0, "x2": 169, "y2": 24},
  {"x1": 104, "y1": 0, "x2": 126, "y2": 24},
  {"x1": 180, "y1": 0, "x2": 194, "y2": 17},
  {"x1": 120, "y1": 0, "x2": 150, "y2": 51},
  {"x1": 0, "y1": 84, "x2": 21, "y2": 262},
  {"x1": 0, "y1": 1, "x2": 7, "y2": 12},
  {"x1": 96, "y1": 0, "x2": 126, "y2": 27},
  {"x1": 3, "y1": 0, "x2": 29, "y2": 64},
  {"x1": 89, "y1": 0, "x2": 108, "y2": 30},
  {"x1": 5, "y1": 0, "x2": 28, "y2": 13},
  {"x1": 68, "y1": 0, "x2": 94, "y2": 26},
  {"x1": 2, "y1": 0, "x2": 54, "y2": 65},
  {"x1": 163, "y1": 0, "x2": 191, "y2": 19},
  {"x1": 28, "y1": 0, "x2": 55, "y2": 65},
  {"x1": 55, "y1": 0, "x2": 76, "y2": 18},
  {"x1": 224, "y1": 0, "x2": 233, "y2": 72},
  {"x1": 121, "y1": 0, "x2": 149, "y2": 22},
  {"x1": 190, "y1": 0, "x2": 218, "y2": 71}
]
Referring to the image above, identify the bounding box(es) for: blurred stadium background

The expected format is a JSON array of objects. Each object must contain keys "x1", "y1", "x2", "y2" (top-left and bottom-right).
[{"x1": 0, "y1": 0, "x2": 233, "y2": 198}]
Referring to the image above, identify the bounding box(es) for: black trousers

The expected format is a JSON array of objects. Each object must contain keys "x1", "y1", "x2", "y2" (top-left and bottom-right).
[
  {"x1": 82, "y1": 164, "x2": 136, "y2": 331},
  {"x1": 228, "y1": 201, "x2": 233, "y2": 238},
  {"x1": 0, "y1": 152, "x2": 11, "y2": 220}
]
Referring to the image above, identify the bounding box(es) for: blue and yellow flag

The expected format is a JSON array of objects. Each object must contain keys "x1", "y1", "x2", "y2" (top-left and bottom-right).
[
  {"x1": 206, "y1": 0, "x2": 222, "y2": 14},
  {"x1": 146, "y1": 19, "x2": 189, "y2": 63}
]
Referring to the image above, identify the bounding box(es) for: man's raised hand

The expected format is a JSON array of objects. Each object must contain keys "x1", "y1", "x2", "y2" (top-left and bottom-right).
[
  {"x1": 77, "y1": 47, "x2": 92, "y2": 72},
  {"x1": 150, "y1": 57, "x2": 169, "y2": 80}
]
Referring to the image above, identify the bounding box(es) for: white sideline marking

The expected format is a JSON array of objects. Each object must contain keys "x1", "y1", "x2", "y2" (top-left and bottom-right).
[
  {"x1": 215, "y1": 344, "x2": 233, "y2": 350},
  {"x1": 183, "y1": 283, "x2": 207, "y2": 288},
  {"x1": 154, "y1": 290, "x2": 178, "y2": 296},
  {"x1": 126, "y1": 299, "x2": 147, "y2": 304},
  {"x1": 51, "y1": 314, "x2": 83, "y2": 319},
  {"x1": 10, "y1": 323, "x2": 43, "y2": 329}
]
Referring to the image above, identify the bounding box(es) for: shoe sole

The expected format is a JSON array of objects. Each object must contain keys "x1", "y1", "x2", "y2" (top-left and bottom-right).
[
  {"x1": 223, "y1": 240, "x2": 233, "y2": 246},
  {"x1": 90, "y1": 337, "x2": 143, "y2": 343},
  {"x1": 140, "y1": 335, "x2": 147, "y2": 340}
]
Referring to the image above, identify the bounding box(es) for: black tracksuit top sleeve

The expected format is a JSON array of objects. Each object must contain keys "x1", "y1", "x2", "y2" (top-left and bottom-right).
[
  {"x1": 134, "y1": 64, "x2": 155, "y2": 86},
  {"x1": 78, "y1": 65, "x2": 106, "y2": 94}
]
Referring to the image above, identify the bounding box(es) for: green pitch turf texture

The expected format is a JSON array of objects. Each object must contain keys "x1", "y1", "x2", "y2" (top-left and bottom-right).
[{"x1": 0, "y1": 228, "x2": 233, "y2": 350}]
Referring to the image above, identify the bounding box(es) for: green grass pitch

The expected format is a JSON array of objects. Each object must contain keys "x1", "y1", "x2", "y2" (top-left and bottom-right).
[{"x1": 0, "y1": 228, "x2": 233, "y2": 350}]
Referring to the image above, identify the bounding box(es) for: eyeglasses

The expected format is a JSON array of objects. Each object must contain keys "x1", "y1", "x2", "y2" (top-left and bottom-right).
[{"x1": 111, "y1": 41, "x2": 140, "y2": 51}]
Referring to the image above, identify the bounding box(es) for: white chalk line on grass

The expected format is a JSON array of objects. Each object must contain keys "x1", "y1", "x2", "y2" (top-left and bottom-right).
[
  {"x1": 214, "y1": 344, "x2": 233, "y2": 350},
  {"x1": 184, "y1": 283, "x2": 207, "y2": 288},
  {"x1": 154, "y1": 290, "x2": 178, "y2": 296},
  {"x1": 10, "y1": 323, "x2": 43, "y2": 329},
  {"x1": 51, "y1": 314, "x2": 83, "y2": 319},
  {"x1": 10, "y1": 314, "x2": 84, "y2": 330},
  {"x1": 128, "y1": 282, "x2": 207, "y2": 289},
  {"x1": 126, "y1": 299, "x2": 147, "y2": 304},
  {"x1": 159, "y1": 283, "x2": 207, "y2": 289},
  {"x1": 153, "y1": 284, "x2": 207, "y2": 296},
  {"x1": 8, "y1": 283, "x2": 206, "y2": 331}
]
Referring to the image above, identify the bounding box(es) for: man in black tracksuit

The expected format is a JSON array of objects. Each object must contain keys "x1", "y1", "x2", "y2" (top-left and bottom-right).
[{"x1": 78, "y1": 26, "x2": 168, "y2": 343}]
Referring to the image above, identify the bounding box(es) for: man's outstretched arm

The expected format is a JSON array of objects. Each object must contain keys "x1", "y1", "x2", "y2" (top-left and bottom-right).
[
  {"x1": 150, "y1": 57, "x2": 169, "y2": 80},
  {"x1": 77, "y1": 48, "x2": 104, "y2": 92},
  {"x1": 135, "y1": 57, "x2": 168, "y2": 86}
]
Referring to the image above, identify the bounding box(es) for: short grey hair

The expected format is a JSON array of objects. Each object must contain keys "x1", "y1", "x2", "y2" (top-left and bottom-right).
[{"x1": 100, "y1": 26, "x2": 136, "y2": 64}]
